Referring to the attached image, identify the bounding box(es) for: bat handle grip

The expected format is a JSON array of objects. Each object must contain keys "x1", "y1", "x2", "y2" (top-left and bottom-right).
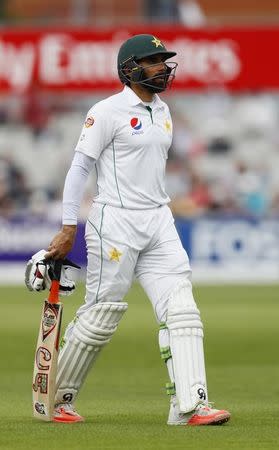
[{"x1": 48, "y1": 259, "x2": 63, "y2": 304}]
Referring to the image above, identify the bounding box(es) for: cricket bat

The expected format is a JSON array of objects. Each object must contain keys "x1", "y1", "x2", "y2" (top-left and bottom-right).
[{"x1": 32, "y1": 260, "x2": 63, "y2": 421}]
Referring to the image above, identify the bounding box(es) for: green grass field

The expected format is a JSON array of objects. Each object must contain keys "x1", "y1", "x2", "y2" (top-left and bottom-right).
[{"x1": 0, "y1": 283, "x2": 278, "y2": 450}]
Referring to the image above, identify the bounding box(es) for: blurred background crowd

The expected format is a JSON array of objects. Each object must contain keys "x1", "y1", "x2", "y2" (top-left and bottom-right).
[
  {"x1": 1, "y1": 0, "x2": 278, "y2": 26},
  {"x1": 1, "y1": 0, "x2": 279, "y2": 222}
]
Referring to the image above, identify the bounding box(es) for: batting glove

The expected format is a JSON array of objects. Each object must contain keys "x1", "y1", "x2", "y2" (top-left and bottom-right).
[{"x1": 25, "y1": 249, "x2": 80, "y2": 296}]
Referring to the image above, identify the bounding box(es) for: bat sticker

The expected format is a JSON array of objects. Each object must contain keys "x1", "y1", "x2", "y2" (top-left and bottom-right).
[
  {"x1": 42, "y1": 302, "x2": 60, "y2": 341},
  {"x1": 34, "y1": 402, "x2": 47, "y2": 415}
]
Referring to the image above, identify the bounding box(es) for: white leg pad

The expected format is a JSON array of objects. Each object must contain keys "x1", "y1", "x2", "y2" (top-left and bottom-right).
[
  {"x1": 166, "y1": 279, "x2": 207, "y2": 413},
  {"x1": 55, "y1": 301, "x2": 128, "y2": 404}
]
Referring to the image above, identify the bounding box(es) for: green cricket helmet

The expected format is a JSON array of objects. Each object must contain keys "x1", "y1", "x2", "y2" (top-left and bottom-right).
[{"x1": 117, "y1": 34, "x2": 178, "y2": 93}]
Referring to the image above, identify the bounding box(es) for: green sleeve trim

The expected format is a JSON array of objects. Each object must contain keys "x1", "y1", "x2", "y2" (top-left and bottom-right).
[
  {"x1": 159, "y1": 322, "x2": 167, "y2": 330},
  {"x1": 166, "y1": 382, "x2": 176, "y2": 396},
  {"x1": 112, "y1": 140, "x2": 124, "y2": 208}
]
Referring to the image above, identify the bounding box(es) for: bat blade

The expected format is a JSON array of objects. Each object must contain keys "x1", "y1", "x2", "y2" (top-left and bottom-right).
[{"x1": 32, "y1": 300, "x2": 63, "y2": 421}]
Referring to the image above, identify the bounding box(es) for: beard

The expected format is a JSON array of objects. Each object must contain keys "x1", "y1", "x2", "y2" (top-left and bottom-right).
[
  {"x1": 140, "y1": 72, "x2": 168, "y2": 93},
  {"x1": 143, "y1": 78, "x2": 167, "y2": 93}
]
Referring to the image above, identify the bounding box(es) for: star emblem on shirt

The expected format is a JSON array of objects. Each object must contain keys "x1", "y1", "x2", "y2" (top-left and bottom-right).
[
  {"x1": 165, "y1": 119, "x2": 172, "y2": 132},
  {"x1": 151, "y1": 36, "x2": 163, "y2": 48},
  {"x1": 109, "y1": 247, "x2": 122, "y2": 262}
]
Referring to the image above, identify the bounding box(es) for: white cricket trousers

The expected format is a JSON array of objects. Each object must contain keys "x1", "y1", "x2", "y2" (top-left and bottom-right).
[{"x1": 77, "y1": 203, "x2": 192, "y2": 323}]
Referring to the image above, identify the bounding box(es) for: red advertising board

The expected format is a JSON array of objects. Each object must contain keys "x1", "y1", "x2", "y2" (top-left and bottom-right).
[{"x1": 0, "y1": 27, "x2": 279, "y2": 93}]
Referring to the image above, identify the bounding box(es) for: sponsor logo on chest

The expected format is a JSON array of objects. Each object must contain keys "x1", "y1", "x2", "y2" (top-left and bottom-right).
[
  {"x1": 128, "y1": 115, "x2": 172, "y2": 138},
  {"x1": 130, "y1": 117, "x2": 144, "y2": 135}
]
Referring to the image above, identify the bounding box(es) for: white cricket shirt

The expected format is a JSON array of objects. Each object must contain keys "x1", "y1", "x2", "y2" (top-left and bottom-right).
[{"x1": 75, "y1": 85, "x2": 173, "y2": 209}]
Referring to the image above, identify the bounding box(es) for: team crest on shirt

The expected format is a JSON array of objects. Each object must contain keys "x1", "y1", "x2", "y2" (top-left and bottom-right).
[
  {"x1": 130, "y1": 117, "x2": 144, "y2": 135},
  {"x1": 165, "y1": 119, "x2": 172, "y2": 132},
  {"x1": 85, "y1": 116, "x2": 94, "y2": 128},
  {"x1": 109, "y1": 247, "x2": 122, "y2": 262}
]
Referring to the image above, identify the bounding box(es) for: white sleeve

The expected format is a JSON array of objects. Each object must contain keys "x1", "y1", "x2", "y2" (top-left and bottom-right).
[
  {"x1": 62, "y1": 151, "x2": 96, "y2": 225},
  {"x1": 75, "y1": 103, "x2": 114, "y2": 160}
]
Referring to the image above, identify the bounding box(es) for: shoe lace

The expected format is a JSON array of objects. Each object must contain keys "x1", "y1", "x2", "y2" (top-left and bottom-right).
[
  {"x1": 56, "y1": 402, "x2": 75, "y2": 413},
  {"x1": 196, "y1": 401, "x2": 214, "y2": 411},
  {"x1": 207, "y1": 401, "x2": 214, "y2": 408}
]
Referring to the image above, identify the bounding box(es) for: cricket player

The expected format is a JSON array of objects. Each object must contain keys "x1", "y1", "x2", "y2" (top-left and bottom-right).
[{"x1": 38, "y1": 34, "x2": 230, "y2": 425}]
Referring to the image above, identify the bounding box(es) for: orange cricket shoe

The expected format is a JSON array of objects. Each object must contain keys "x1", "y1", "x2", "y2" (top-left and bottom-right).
[
  {"x1": 53, "y1": 403, "x2": 84, "y2": 423},
  {"x1": 187, "y1": 404, "x2": 230, "y2": 426}
]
